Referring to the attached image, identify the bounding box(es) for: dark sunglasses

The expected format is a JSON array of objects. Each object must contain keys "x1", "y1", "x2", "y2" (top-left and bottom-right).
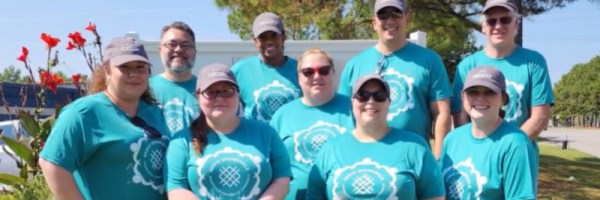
[
  {"x1": 486, "y1": 16, "x2": 513, "y2": 27},
  {"x1": 354, "y1": 90, "x2": 389, "y2": 103},
  {"x1": 300, "y1": 65, "x2": 332, "y2": 77},
  {"x1": 200, "y1": 87, "x2": 238, "y2": 100},
  {"x1": 130, "y1": 116, "x2": 162, "y2": 138},
  {"x1": 377, "y1": 10, "x2": 403, "y2": 20}
]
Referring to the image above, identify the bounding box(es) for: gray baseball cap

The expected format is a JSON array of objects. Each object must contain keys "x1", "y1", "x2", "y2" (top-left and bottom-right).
[
  {"x1": 374, "y1": 0, "x2": 407, "y2": 13},
  {"x1": 252, "y1": 12, "x2": 284, "y2": 37},
  {"x1": 196, "y1": 63, "x2": 238, "y2": 92},
  {"x1": 482, "y1": 0, "x2": 518, "y2": 14},
  {"x1": 103, "y1": 37, "x2": 150, "y2": 67},
  {"x1": 352, "y1": 73, "x2": 391, "y2": 96},
  {"x1": 462, "y1": 66, "x2": 506, "y2": 93}
]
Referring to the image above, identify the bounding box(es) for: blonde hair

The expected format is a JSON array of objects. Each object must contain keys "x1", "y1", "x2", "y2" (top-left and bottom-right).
[
  {"x1": 88, "y1": 61, "x2": 158, "y2": 104},
  {"x1": 297, "y1": 47, "x2": 335, "y2": 72}
]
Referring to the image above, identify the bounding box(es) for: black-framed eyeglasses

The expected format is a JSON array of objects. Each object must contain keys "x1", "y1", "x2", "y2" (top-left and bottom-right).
[
  {"x1": 199, "y1": 87, "x2": 238, "y2": 100},
  {"x1": 486, "y1": 16, "x2": 513, "y2": 27},
  {"x1": 130, "y1": 116, "x2": 162, "y2": 138},
  {"x1": 354, "y1": 90, "x2": 389, "y2": 103},
  {"x1": 299, "y1": 65, "x2": 332, "y2": 77},
  {"x1": 162, "y1": 42, "x2": 195, "y2": 51},
  {"x1": 377, "y1": 10, "x2": 403, "y2": 20}
]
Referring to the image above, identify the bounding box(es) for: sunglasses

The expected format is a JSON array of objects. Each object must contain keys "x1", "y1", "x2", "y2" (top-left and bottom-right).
[
  {"x1": 200, "y1": 87, "x2": 238, "y2": 100},
  {"x1": 300, "y1": 65, "x2": 332, "y2": 77},
  {"x1": 486, "y1": 16, "x2": 513, "y2": 27},
  {"x1": 354, "y1": 90, "x2": 389, "y2": 103},
  {"x1": 377, "y1": 10, "x2": 403, "y2": 20},
  {"x1": 130, "y1": 116, "x2": 162, "y2": 138}
]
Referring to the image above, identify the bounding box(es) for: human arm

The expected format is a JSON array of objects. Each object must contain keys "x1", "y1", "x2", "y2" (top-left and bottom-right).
[
  {"x1": 39, "y1": 159, "x2": 85, "y2": 200},
  {"x1": 502, "y1": 139, "x2": 538, "y2": 200},
  {"x1": 520, "y1": 56, "x2": 554, "y2": 141},
  {"x1": 450, "y1": 60, "x2": 469, "y2": 128},
  {"x1": 428, "y1": 55, "x2": 453, "y2": 161},
  {"x1": 260, "y1": 128, "x2": 292, "y2": 200},
  {"x1": 164, "y1": 135, "x2": 198, "y2": 200},
  {"x1": 430, "y1": 99, "x2": 451, "y2": 161}
]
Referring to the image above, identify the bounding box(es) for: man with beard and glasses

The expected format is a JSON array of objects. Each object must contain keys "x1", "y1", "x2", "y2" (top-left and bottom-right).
[
  {"x1": 337, "y1": 0, "x2": 452, "y2": 161},
  {"x1": 231, "y1": 12, "x2": 302, "y2": 123},
  {"x1": 149, "y1": 21, "x2": 200, "y2": 135}
]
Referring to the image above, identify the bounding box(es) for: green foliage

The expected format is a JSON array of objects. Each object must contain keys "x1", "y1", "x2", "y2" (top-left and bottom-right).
[{"x1": 552, "y1": 55, "x2": 600, "y2": 123}]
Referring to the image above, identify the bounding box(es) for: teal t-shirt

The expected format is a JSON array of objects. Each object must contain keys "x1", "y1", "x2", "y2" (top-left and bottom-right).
[
  {"x1": 164, "y1": 118, "x2": 293, "y2": 199},
  {"x1": 450, "y1": 47, "x2": 555, "y2": 151},
  {"x1": 231, "y1": 55, "x2": 302, "y2": 123},
  {"x1": 39, "y1": 92, "x2": 172, "y2": 200},
  {"x1": 337, "y1": 43, "x2": 453, "y2": 141},
  {"x1": 439, "y1": 121, "x2": 538, "y2": 200},
  {"x1": 149, "y1": 75, "x2": 200, "y2": 134},
  {"x1": 306, "y1": 129, "x2": 445, "y2": 199},
  {"x1": 269, "y1": 94, "x2": 354, "y2": 200}
]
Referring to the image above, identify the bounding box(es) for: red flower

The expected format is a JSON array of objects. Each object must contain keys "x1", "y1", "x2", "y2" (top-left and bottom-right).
[
  {"x1": 68, "y1": 31, "x2": 86, "y2": 47},
  {"x1": 17, "y1": 46, "x2": 29, "y2": 62},
  {"x1": 66, "y1": 41, "x2": 76, "y2": 50},
  {"x1": 85, "y1": 22, "x2": 97, "y2": 33},
  {"x1": 40, "y1": 33, "x2": 60, "y2": 49},
  {"x1": 39, "y1": 71, "x2": 65, "y2": 93},
  {"x1": 71, "y1": 73, "x2": 82, "y2": 84},
  {"x1": 40, "y1": 141, "x2": 45, "y2": 148}
]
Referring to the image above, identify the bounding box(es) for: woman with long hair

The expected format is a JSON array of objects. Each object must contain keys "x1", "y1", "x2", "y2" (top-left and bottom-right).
[
  {"x1": 39, "y1": 37, "x2": 171, "y2": 200},
  {"x1": 306, "y1": 73, "x2": 445, "y2": 200},
  {"x1": 269, "y1": 47, "x2": 354, "y2": 200},
  {"x1": 440, "y1": 66, "x2": 537, "y2": 200},
  {"x1": 164, "y1": 63, "x2": 292, "y2": 200}
]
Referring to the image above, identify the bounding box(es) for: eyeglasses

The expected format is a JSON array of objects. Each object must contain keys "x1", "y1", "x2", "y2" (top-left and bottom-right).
[
  {"x1": 162, "y1": 42, "x2": 195, "y2": 50},
  {"x1": 354, "y1": 90, "x2": 389, "y2": 103},
  {"x1": 377, "y1": 11, "x2": 403, "y2": 20},
  {"x1": 200, "y1": 87, "x2": 238, "y2": 100},
  {"x1": 130, "y1": 116, "x2": 162, "y2": 138},
  {"x1": 299, "y1": 65, "x2": 332, "y2": 77},
  {"x1": 485, "y1": 16, "x2": 513, "y2": 27}
]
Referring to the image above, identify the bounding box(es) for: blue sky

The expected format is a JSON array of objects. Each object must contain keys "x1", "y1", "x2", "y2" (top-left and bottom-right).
[{"x1": 1, "y1": 0, "x2": 598, "y2": 85}]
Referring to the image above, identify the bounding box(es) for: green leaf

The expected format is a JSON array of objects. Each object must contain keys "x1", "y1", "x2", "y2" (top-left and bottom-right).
[
  {"x1": 0, "y1": 173, "x2": 27, "y2": 186},
  {"x1": 1, "y1": 136, "x2": 35, "y2": 167},
  {"x1": 19, "y1": 166, "x2": 28, "y2": 179},
  {"x1": 41, "y1": 118, "x2": 54, "y2": 135},
  {"x1": 17, "y1": 110, "x2": 39, "y2": 138}
]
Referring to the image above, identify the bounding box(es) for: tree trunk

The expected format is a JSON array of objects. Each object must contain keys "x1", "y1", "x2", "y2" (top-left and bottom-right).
[{"x1": 515, "y1": 0, "x2": 523, "y2": 46}]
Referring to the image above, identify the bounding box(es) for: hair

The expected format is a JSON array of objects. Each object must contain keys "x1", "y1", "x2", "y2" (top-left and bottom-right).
[
  {"x1": 462, "y1": 91, "x2": 509, "y2": 122},
  {"x1": 297, "y1": 47, "x2": 335, "y2": 72},
  {"x1": 88, "y1": 61, "x2": 158, "y2": 104},
  {"x1": 160, "y1": 21, "x2": 196, "y2": 42},
  {"x1": 190, "y1": 111, "x2": 209, "y2": 155}
]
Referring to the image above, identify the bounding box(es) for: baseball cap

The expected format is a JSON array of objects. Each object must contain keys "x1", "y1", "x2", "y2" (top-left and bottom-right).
[
  {"x1": 103, "y1": 37, "x2": 150, "y2": 67},
  {"x1": 482, "y1": 0, "x2": 518, "y2": 14},
  {"x1": 252, "y1": 12, "x2": 284, "y2": 37},
  {"x1": 374, "y1": 0, "x2": 407, "y2": 13},
  {"x1": 196, "y1": 63, "x2": 238, "y2": 92},
  {"x1": 462, "y1": 66, "x2": 506, "y2": 93},
  {"x1": 352, "y1": 73, "x2": 391, "y2": 96}
]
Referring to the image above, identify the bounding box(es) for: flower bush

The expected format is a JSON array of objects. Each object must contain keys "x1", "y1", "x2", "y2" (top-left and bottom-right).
[{"x1": 0, "y1": 22, "x2": 103, "y2": 198}]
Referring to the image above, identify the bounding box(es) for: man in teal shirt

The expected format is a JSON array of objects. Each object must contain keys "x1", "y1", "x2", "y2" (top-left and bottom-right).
[
  {"x1": 149, "y1": 21, "x2": 200, "y2": 135},
  {"x1": 231, "y1": 12, "x2": 302, "y2": 123},
  {"x1": 337, "y1": 0, "x2": 452, "y2": 160}
]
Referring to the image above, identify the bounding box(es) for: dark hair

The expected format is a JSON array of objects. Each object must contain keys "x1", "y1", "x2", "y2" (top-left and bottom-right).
[
  {"x1": 190, "y1": 111, "x2": 209, "y2": 155},
  {"x1": 160, "y1": 21, "x2": 196, "y2": 42},
  {"x1": 88, "y1": 61, "x2": 158, "y2": 104}
]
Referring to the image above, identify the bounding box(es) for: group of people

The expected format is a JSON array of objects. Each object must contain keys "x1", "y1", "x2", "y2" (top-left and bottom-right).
[{"x1": 37, "y1": 0, "x2": 554, "y2": 199}]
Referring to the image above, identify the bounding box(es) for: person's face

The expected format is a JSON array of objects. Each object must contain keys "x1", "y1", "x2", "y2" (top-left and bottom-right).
[
  {"x1": 462, "y1": 86, "x2": 505, "y2": 121},
  {"x1": 372, "y1": 7, "x2": 410, "y2": 42},
  {"x1": 352, "y1": 80, "x2": 390, "y2": 125},
  {"x1": 105, "y1": 61, "x2": 150, "y2": 99},
  {"x1": 253, "y1": 31, "x2": 285, "y2": 59},
  {"x1": 482, "y1": 7, "x2": 518, "y2": 47},
  {"x1": 159, "y1": 28, "x2": 197, "y2": 74},
  {"x1": 197, "y1": 81, "x2": 239, "y2": 120},
  {"x1": 298, "y1": 53, "x2": 334, "y2": 99}
]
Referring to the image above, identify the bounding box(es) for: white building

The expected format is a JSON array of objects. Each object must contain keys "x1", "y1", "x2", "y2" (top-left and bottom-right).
[{"x1": 132, "y1": 31, "x2": 427, "y2": 86}]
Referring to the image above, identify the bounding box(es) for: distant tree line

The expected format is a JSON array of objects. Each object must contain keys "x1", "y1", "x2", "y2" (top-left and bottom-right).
[{"x1": 0, "y1": 65, "x2": 88, "y2": 84}]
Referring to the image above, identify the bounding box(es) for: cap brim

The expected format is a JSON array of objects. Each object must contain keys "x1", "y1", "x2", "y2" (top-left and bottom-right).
[
  {"x1": 353, "y1": 76, "x2": 391, "y2": 95},
  {"x1": 199, "y1": 79, "x2": 238, "y2": 92},
  {"x1": 462, "y1": 83, "x2": 502, "y2": 93},
  {"x1": 482, "y1": 3, "x2": 515, "y2": 13},
  {"x1": 253, "y1": 27, "x2": 282, "y2": 38},
  {"x1": 110, "y1": 54, "x2": 150, "y2": 67}
]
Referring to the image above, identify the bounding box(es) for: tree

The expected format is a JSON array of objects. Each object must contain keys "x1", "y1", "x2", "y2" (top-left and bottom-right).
[
  {"x1": 0, "y1": 65, "x2": 27, "y2": 83},
  {"x1": 552, "y1": 55, "x2": 600, "y2": 127}
]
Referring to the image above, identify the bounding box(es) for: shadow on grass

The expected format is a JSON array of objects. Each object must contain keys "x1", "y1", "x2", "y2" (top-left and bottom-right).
[{"x1": 537, "y1": 148, "x2": 600, "y2": 200}]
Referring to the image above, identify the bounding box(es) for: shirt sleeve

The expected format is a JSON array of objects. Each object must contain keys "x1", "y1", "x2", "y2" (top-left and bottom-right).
[
  {"x1": 529, "y1": 55, "x2": 555, "y2": 107},
  {"x1": 305, "y1": 144, "x2": 330, "y2": 200},
  {"x1": 337, "y1": 61, "x2": 355, "y2": 98},
  {"x1": 268, "y1": 126, "x2": 293, "y2": 180},
  {"x1": 163, "y1": 134, "x2": 191, "y2": 192},
  {"x1": 39, "y1": 107, "x2": 94, "y2": 173},
  {"x1": 415, "y1": 143, "x2": 446, "y2": 199},
  {"x1": 450, "y1": 61, "x2": 468, "y2": 114},
  {"x1": 428, "y1": 53, "x2": 453, "y2": 102},
  {"x1": 502, "y1": 142, "x2": 538, "y2": 200}
]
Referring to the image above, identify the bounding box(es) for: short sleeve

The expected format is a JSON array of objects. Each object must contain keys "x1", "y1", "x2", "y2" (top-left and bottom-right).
[
  {"x1": 163, "y1": 134, "x2": 192, "y2": 192},
  {"x1": 415, "y1": 144, "x2": 446, "y2": 199},
  {"x1": 39, "y1": 107, "x2": 94, "y2": 173},
  {"x1": 305, "y1": 144, "x2": 331, "y2": 200},
  {"x1": 428, "y1": 53, "x2": 453, "y2": 102},
  {"x1": 337, "y1": 61, "x2": 355, "y2": 98},
  {"x1": 268, "y1": 109, "x2": 283, "y2": 134},
  {"x1": 502, "y1": 143, "x2": 538, "y2": 200},
  {"x1": 450, "y1": 61, "x2": 468, "y2": 113},
  {"x1": 529, "y1": 56, "x2": 555, "y2": 107},
  {"x1": 268, "y1": 127, "x2": 292, "y2": 179}
]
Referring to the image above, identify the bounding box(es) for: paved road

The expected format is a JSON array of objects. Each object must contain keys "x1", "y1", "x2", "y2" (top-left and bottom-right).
[{"x1": 539, "y1": 127, "x2": 600, "y2": 157}]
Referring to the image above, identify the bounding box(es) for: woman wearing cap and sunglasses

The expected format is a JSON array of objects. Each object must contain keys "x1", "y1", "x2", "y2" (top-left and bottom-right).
[
  {"x1": 39, "y1": 37, "x2": 171, "y2": 200},
  {"x1": 164, "y1": 63, "x2": 292, "y2": 200},
  {"x1": 440, "y1": 66, "x2": 538, "y2": 200},
  {"x1": 306, "y1": 73, "x2": 445, "y2": 200},
  {"x1": 269, "y1": 48, "x2": 354, "y2": 200}
]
